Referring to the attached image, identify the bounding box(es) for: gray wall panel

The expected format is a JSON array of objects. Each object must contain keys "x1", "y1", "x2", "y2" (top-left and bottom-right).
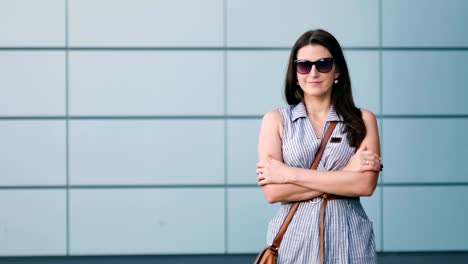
[
  {"x1": 383, "y1": 51, "x2": 468, "y2": 115},
  {"x1": 69, "y1": 51, "x2": 224, "y2": 116},
  {"x1": 0, "y1": 121, "x2": 66, "y2": 186},
  {"x1": 383, "y1": 119, "x2": 468, "y2": 183},
  {"x1": 69, "y1": 188, "x2": 224, "y2": 254},
  {"x1": 383, "y1": 0, "x2": 468, "y2": 47},
  {"x1": 69, "y1": 120, "x2": 224, "y2": 185},
  {"x1": 0, "y1": 0, "x2": 65, "y2": 46},
  {"x1": 383, "y1": 186, "x2": 468, "y2": 251},
  {"x1": 0, "y1": 51, "x2": 65, "y2": 116},
  {"x1": 227, "y1": 0, "x2": 379, "y2": 47},
  {"x1": 0, "y1": 190, "x2": 66, "y2": 256},
  {"x1": 69, "y1": 0, "x2": 223, "y2": 47},
  {"x1": 227, "y1": 51, "x2": 287, "y2": 115}
]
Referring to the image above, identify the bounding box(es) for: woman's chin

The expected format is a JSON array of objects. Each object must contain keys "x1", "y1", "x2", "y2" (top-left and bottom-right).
[{"x1": 302, "y1": 90, "x2": 329, "y2": 98}]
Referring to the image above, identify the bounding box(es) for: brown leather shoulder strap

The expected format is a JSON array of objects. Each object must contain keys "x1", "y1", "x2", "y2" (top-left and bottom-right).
[
  {"x1": 270, "y1": 202, "x2": 299, "y2": 250},
  {"x1": 270, "y1": 121, "x2": 337, "y2": 249},
  {"x1": 311, "y1": 121, "x2": 337, "y2": 170}
]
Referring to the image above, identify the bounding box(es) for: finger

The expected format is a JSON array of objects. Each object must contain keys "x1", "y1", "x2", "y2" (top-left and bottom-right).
[
  {"x1": 375, "y1": 160, "x2": 382, "y2": 168},
  {"x1": 258, "y1": 179, "x2": 267, "y2": 186},
  {"x1": 372, "y1": 153, "x2": 380, "y2": 160},
  {"x1": 360, "y1": 153, "x2": 374, "y2": 161},
  {"x1": 370, "y1": 153, "x2": 380, "y2": 162},
  {"x1": 257, "y1": 172, "x2": 265, "y2": 181},
  {"x1": 361, "y1": 159, "x2": 381, "y2": 171},
  {"x1": 256, "y1": 162, "x2": 266, "y2": 169},
  {"x1": 361, "y1": 151, "x2": 380, "y2": 162},
  {"x1": 360, "y1": 149, "x2": 374, "y2": 155},
  {"x1": 364, "y1": 153, "x2": 381, "y2": 164},
  {"x1": 368, "y1": 161, "x2": 381, "y2": 172},
  {"x1": 359, "y1": 151, "x2": 373, "y2": 161}
]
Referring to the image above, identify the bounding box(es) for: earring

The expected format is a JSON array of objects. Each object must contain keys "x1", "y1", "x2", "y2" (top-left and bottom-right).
[
  {"x1": 334, "y1": 79, "x2": 339, "y2": 84},
  {"x1": 296, "y1": 81, "x2": 299, "y2": 85}
]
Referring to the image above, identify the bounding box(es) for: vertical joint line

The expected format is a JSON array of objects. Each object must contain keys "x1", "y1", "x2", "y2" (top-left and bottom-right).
[
  {"x1": 379, "y1": 0, "x2": 384, "y2": 252},
  {"x1": 65, "y1": 0, "x2": 70, "y2": 256},
  {"x1": 223, "y1": 0, "x2": 228, "y2": 254}
]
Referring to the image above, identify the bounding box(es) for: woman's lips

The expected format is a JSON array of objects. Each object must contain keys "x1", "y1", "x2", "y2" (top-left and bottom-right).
[{"x1": 307, "y1": 81, "x2": 322, "y2": 84}]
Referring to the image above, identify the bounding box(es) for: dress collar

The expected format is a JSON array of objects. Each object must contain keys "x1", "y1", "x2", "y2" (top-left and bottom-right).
[{"x1": 291, "y1": 101, "x2": 343, "y2": 122}]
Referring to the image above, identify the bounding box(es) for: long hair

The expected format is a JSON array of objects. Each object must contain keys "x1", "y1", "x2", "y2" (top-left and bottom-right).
[{"x1": 284, "y1": 29, "x2": 366, "y2": 148}]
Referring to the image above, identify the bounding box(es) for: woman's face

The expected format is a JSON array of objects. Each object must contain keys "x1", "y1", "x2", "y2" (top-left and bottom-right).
[{"x1": 295, "y1": 44, "x2": 340, "y2": 99}]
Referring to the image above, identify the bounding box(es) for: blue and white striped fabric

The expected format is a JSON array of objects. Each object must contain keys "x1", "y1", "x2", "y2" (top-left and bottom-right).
[{"x1": 266, "y1": 102, "x2": 377, "y2": 264}]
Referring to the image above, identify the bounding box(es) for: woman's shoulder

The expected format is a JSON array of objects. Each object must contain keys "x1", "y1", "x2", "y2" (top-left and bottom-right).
[
  {"x1": 262, "y1": 105, "x2": 295, "y2": 122},
  {"x1": 262, "y1": 105, "x2": 296, "y2": 129},
  {"x1": 359, "y1": 108, "x2": 378, "y2": 129},
  {"x1": 359, "y1": 108, "x2": 377, "y2": 122},
  {"x1": 262, "y1": 108, "x2": 282, "y2": 125}
]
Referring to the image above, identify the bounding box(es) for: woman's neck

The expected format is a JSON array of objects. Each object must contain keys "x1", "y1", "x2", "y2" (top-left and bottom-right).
[{"x1": 303, "y1": 95, "x2": 331, "y2": 117}]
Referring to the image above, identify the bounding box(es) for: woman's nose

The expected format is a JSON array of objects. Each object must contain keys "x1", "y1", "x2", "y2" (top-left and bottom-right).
[{"x1": 309, "y1": 65, "x2": 320, "y2": 77}]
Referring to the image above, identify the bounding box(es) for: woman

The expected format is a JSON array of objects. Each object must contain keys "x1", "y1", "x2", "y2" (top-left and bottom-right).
[{"x1": 256, "y1": 29, "x2": 382, "y2": 263}]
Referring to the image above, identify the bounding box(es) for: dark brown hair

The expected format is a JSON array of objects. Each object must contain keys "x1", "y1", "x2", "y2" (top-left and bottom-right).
[{"x1": 284, "y1": 29, "x2": 366, "y2": 148}]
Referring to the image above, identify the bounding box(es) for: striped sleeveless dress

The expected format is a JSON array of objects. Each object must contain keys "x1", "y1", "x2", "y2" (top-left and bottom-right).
[{"x1": 266, "y1": 102, "x2": 377, "y2": 264}]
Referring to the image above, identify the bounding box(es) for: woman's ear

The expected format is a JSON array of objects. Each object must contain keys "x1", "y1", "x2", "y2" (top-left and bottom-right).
[{"x1": 334, "y1": 69, "x2": 341, "y2": 80}]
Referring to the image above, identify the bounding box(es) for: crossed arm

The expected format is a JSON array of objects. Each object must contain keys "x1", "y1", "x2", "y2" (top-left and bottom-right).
[{"x1": 256, "y1": 109, "x2": 381, "y2": 204}]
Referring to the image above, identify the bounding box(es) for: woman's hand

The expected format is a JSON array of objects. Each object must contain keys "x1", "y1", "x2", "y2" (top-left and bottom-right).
[
  {"x1": 343, "y1": 145, "x2": 382, "y2": 173},
  {"x1": 256, "y1": 156, "x2": 291, "y2": 186}
]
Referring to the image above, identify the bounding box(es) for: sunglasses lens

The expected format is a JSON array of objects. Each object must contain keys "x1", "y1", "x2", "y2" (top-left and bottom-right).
[
  {"x1": 315, "y1": 58, "x2": 333, "y2": 73},
  {"x1": 316, "y1": 59, "x2": 334, "y2": 73},
  {"x1": 295, "y1": 58, "x2": 334, "y2": 74},
  {"x1": 296, "y1": 61, "x2": 312, "y2": 74}
]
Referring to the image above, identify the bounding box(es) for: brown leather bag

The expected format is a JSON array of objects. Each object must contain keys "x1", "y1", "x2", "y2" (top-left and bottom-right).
[{"x1": 254, "y1": 121, "x2": 337, "y2": 264}]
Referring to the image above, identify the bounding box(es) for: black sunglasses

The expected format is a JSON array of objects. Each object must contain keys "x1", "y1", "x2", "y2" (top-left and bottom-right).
[{"x1": 294, "y1": 58, "x2": 334, "y2": 74}]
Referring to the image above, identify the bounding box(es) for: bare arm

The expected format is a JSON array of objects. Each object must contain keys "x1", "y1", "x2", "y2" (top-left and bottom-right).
[
  {"x1": 257, "y1": 110, "x2": 322, "y2": 203},
  {"x1": 258, "y1": 110, "x2": 381, "y2": 197}
]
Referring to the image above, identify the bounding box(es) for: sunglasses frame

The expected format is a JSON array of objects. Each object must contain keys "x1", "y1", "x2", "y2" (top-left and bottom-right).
[{"x1": 294, "y1": 57, "x2": 334, "y2": 74}]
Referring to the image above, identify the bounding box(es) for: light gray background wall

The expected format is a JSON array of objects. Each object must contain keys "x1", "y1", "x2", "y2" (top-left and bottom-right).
[{"x1": 1, "y1": 0, "x2": 468, "y2": 257}]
